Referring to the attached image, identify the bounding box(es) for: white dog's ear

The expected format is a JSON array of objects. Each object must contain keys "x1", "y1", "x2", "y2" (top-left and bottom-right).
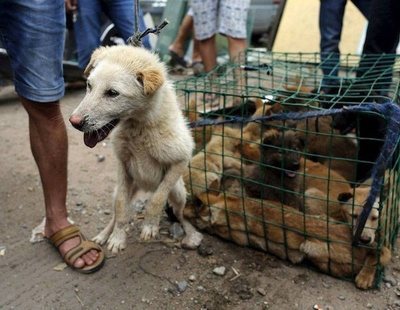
[
  {"x1": 84, "y1": 47, "x2": 109, "y2": 77},
  {"x1": 136, "y1": 68, "x2": 165, "y2": 96}
]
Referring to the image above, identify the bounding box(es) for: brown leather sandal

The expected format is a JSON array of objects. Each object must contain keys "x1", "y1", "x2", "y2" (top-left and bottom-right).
[{"x1": 48, "y1": 225, "x2": 105, "y2": 273}]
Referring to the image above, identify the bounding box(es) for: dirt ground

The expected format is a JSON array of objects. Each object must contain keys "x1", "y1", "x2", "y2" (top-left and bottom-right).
[{"x1": 1, "y1": 84, "x2": 400, "y2": 310}]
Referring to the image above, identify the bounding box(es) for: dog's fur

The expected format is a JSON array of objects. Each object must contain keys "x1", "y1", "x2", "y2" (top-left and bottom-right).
[
  {"x1": 183, "y1": 126, "x2": 243, "y2": 196},
  {"x1": 185, "y1": 192, "x2": 391, "y2": 289},
  {"x1": 303, "y1": 160, "x2": 380, "y2": 245},
  {"x1": 70, "y1": 46, "x2": 202, "y2": 252},
  {"x1": 240, "y1": 100, "x2": 297, "y2": 163},
  {"x1": 303, "y1": 160, "x2": 352, "y2": 216},
  {"x1": 185, "y1": 99, "x2": 213, "y2": 151},
  {"x1": 296, "y1": 116, "x2": 358, "y2": 182},
  {"x1": 244, "y1": 129, "x2": 303, "y2": 210}
]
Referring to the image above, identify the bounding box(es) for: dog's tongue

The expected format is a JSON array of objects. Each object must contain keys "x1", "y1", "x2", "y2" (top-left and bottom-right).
[
  {"x1": 285, "y1": 171, "x2": 296, "y2": 178},
  {"x1": 84, "y1": 132, "x2": 99, "y2": 148}
]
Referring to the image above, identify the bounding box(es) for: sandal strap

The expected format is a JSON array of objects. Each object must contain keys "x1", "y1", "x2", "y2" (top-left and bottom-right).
[
  {"x1": 49, "y1": 225, "x2": 82, "y2": 248},
  {"x1": 64, "y1": 239, "x2": 103, "y2": 265}
]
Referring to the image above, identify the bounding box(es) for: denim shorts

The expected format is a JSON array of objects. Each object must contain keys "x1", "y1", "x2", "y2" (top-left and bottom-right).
[{"x1": 0, "y1": 0, "x2": 65, "y2": 103}]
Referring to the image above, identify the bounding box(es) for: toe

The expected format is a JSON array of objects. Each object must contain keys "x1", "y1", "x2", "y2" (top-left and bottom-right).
[
  {"x1": 87, "y1": 250, "x2": 99, "y2": 261},
  {"x1": 73, "y1": 257, "x2": 85, "y2": 269},
  {"x1": 82, "y1": 253, "x2": 94, "y2": 266}
]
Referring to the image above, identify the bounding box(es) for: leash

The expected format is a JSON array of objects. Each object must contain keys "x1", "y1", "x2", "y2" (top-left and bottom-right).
[
  {"x1": 127, "y1": 0, "x2": 169, "y2": 47},
  {"x1": 189, "y1": 102, "x2": 400, "y2": 245}
]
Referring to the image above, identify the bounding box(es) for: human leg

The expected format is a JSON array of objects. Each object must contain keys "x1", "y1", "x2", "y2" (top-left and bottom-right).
[
  {"x1": 0, "y1": 0, "x2": 102, "y2": 270},
  {"x1": 73, "y1": 0, "x2": 103, "y2": 69},
  {"x1": 21, "y1": 99, "x2": 99, "y2": 268},
  {"x1": 191, "y1": 0, "x2": 218, "y2": 72},
  {"x1": 357, "y1": 0, "x2": 400, "y2": 93},
  {"x1": 319, "y1": 0, "x2": 347, "y2": 87},
  {"x1": 227, "y1": 37, "x2": 247, "y2": 63},
  {"x1": 169, "y1": 13, "x2": 194, "y2": 58},
  {"x1": 351, "y1": 0, "x2": 371, "y2": 18}
]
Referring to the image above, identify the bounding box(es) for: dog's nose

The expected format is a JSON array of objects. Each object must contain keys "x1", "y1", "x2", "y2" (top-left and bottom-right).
[
  {"x1": 292, "y1": 162, "x2": 300, "y2": 171},
  {"x1": 69, "y1": 114, "x2": 85, "y2": 131},
  {"x1": 360, "y1": 236, "x2": 372, "y2": 244}
]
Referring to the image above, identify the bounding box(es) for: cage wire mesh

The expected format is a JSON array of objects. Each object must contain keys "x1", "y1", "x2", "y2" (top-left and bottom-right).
[{"x1": 177, "y1": 49, "x2": 400, "y2": 288}]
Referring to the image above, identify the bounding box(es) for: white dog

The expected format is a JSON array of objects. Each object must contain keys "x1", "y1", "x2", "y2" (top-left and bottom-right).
[{"x1": 69, "y1": 46, "x2": 203, "y2": 253}]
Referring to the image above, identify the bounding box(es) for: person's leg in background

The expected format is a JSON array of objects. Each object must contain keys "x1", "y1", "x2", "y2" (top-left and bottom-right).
[
  {"x1": 357, "y1": 0, "x2": 400, "y2": 95},
  {"x1": 219, "y1": 0, "x2": 250, "y2": 64},
  {"x1": 106, "y1": 0, "x2": 151, "y2": 50},
  {"x1": 168, "y1": 12, "x2": 194, "y2": 67},
  {"x1": 0, "y1": 0, "x2": 101, "y2": 269},
  {"x1": 73, "y1": 0, "x2": 103, "y2": 69},
  {"x1": 191, "y1": 0, "x2": 218, "y2": 73},
  {"x1": 319, "y1": 0, "x2": 347, "y2": 89}
]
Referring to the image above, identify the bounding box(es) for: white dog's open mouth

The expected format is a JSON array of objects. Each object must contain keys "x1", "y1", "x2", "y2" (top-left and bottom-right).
[{"x1": 84, "y1": 119, "x2": 119, "y2": 148}]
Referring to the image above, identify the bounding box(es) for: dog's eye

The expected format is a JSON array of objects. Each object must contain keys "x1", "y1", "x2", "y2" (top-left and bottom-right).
[
  {"x1": 106, "y1": 89, "x2": 119, "y2": 98},
  {"x1": 371, "y1": 215, "x2": 378, "y2": 221},
  {"x1": 87, "y1": 82, "x2": 92, "y2": 91}
]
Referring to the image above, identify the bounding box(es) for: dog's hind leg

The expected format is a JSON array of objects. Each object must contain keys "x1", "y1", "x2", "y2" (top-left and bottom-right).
[{"x1": 169, "y1": 177, "x2": 203, "y2": 249}]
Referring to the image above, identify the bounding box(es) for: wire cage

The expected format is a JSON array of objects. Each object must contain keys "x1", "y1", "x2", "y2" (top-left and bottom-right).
[{"x1": 176, "y1": 49, "x2": 400, "y2": 288}]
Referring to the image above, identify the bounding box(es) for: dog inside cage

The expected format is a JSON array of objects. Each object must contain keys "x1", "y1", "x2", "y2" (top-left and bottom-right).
[{"x1": 178, "y1": 50, "x2": 400, "y2": 289}]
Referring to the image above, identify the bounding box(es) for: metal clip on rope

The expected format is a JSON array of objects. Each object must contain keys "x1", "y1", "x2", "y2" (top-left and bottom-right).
[{"x1": 127, "y1": 19, "x2": 169, "y2": 47}]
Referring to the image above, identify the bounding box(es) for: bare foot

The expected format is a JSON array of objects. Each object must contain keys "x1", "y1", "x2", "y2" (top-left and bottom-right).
[{"x1": 45, "y1": 218, "x2": 100, "y2": 269}]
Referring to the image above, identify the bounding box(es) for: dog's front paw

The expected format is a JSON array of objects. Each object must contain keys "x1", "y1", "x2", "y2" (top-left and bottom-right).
[
  {"x1": 140, "y1": 223, "x2": 159, "y2": 241},
  {"x1": 93, "y1": 230, "x2": 111, "y2": 246},
  {"x1": 107, "y1": 227, "x2": 127, "y2": 254},
  {"x1": 355, "y1": 269, "x2": 376, "y2": 290},
  {"x1": 181, "y1": 231, "x2": 203, "y2": 249}
]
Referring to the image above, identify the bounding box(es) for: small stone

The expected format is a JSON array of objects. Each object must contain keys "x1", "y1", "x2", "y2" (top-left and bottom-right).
[
  {"x1": 176, "y1": 281, "x2": 188, "y2": 293},
  {"x1": 366, "y1": 303, "x2": 373, "y2": 309},
  {"x1": 53, "y1": 262, "x2": 68, "y2": 271},
  {"x1": 383, "y1": 275, "x2": 397, "y2": 286},
  {"x1": 76, "y1": 202, "x2": 83, "y2": 207},
  {"x1": 103, "y1": 209, "x2": 111, "y2": 215},
  {"x1": 313, "y1": 305, "x2": 322, "y2": 310},
  {"x1": 27, "y1": 187, "x2": 34, "y2": 192},
  {"x1": 121, "y1": 300, "x2": 125, "y2": 304},
  {"x1": 197, "y1": 286, "x2": 205, "y2": 291},
  {"x1": 0, "y1": 245, "x2": 6, "y2": 256},
  {"x1": 198, "y1": 243, "x2": 213, "y2": 256},
  {"x1": 257, "y1": 288, "x2": 267, "y2": 296},
  {"x1": 189, "y1": 275, "x2": 196, "y2": 282},
  {"x1": 213, "y1": 266, "x2": 226, "y2": 276},
  {"x1": 338, "y1": 295, "x2": 345, "y2": 301},
  {"x1": 322, "y1": 282, "x2": 331, "y2": 289},
  {"x1": 169, "y1": 222, "x2": 184, "y2": 240},
  {"x1": 96, "y1": 154, "x2": 105, "y2": 162}
]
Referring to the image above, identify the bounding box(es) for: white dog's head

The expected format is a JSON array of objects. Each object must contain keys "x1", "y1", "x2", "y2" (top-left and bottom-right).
[
  {"x1": 338, "y1": 187, "x2": 380, "y2": 245},
  {"x1": 69, "y1": 46, "x2": 166, "y2": 147}
]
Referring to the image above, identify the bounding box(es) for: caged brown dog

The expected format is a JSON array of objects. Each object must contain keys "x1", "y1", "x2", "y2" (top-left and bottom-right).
[
  {"x1": 185, "y1": 192, "x2": 391, "y2": 289},
  {"x1": 69, "y1": 46, "x2": 203, "y2": 252},
  {"x1": 183, "y1": 125, "x2": 243, "y2": 197},
  {"x1": 244, "y1": 128, "x2": 304, "y2": 210}
]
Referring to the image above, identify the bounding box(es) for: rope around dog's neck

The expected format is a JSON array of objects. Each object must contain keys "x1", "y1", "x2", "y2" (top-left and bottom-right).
[
  {"x1": 127, "y1": 0, "x2": 169, "y2": 47},
  {"x1": 190, "y1": 102, "x2": 400, "y2": 245}
]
